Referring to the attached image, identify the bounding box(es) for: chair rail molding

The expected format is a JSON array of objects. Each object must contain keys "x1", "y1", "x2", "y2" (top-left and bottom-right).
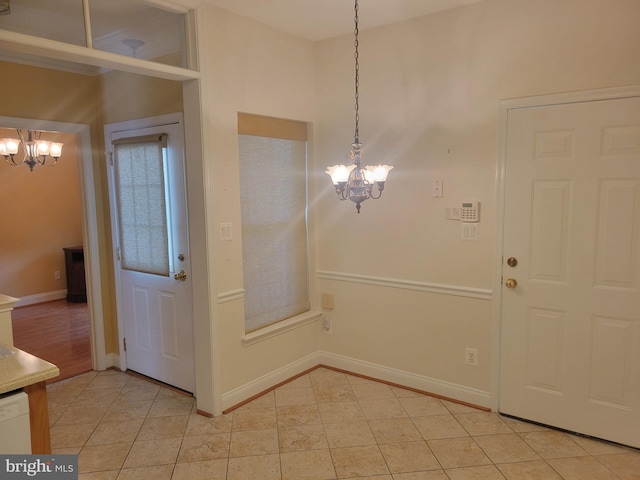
[{"x1": 317, "y1": 270, "x2": 492, "y2": 301}]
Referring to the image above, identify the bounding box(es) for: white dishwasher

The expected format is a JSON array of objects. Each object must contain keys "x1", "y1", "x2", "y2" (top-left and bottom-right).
[{"x1": 0, "y1": 391, "x2": 31, "y2": 454}]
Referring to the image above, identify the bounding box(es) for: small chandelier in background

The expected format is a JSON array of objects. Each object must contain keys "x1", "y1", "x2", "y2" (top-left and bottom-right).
[
  {"x1": 0, "y1": 129, "x2": 63, "y2": 171},
  {"x1": 325, "y1": 0, "x2": 393, "y2": 214}
]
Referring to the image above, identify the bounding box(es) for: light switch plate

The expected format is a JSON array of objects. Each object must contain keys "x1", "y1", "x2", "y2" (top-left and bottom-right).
[
  {"x1": 462, "y1": 223, "x2": 478, "y2": 240},
  {"x1": 433, "y1": 179, "x2": 443, "y2": 198}
]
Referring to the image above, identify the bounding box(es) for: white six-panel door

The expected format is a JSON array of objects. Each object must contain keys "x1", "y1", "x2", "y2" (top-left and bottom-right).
[
  {"x1": 105, "y1": 114, "x2": 195, "y2": 393},
  {"x1": 500, "y1": 96, "x2": 640, "y2": 448}
]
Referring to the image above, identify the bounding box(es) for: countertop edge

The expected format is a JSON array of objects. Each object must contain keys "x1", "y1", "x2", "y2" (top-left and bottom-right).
[{"x1": 0, "y1": 346, "x2": 60, "y2": 394}]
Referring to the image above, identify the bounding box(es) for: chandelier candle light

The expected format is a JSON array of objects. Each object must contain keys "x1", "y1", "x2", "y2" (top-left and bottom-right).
[
  {"x1": 325, "y1": 0, "x2": 393, "y2": 213},
  {"x1": 0, "y1": 129, "x2": 63, "y2": 171}
]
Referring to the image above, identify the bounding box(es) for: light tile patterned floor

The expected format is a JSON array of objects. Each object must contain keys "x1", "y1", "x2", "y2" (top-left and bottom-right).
[{"x1": 47, "y1": 367, "x2": 640, "y2": 479}]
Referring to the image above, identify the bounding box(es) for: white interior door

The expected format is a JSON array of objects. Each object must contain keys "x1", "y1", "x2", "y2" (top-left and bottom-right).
[
  {"x1": 500, "y1": 96, "x2": 640, "y2": 447},
  {"x1": 106, "y1": 114, "x2": 195, "y2": 393}
]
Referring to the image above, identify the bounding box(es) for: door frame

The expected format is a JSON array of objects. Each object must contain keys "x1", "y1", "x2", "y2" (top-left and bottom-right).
[
  {"x1": 104, "y1": 112, "x2": 194, "y2": 383},
  {"x1": 0, "y1": 115, "x2": 107, "y2": 371},
  {"x1": 492, "y1": 84, "x2": 640, "y2": 412}
]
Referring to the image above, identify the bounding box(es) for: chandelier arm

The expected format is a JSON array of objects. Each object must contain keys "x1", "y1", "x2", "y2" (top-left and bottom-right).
[
  {"x1": 17, "y1": 128, "x2": 26, "y2": 144},
  {"x1": 4, "y1": 155, "x2": 20, "y2": 166},
  {"x1": 39, "y1": 157, "x2": 59, "y2": 167},
  {"x1": 16, "y1": 128, "x2": 29, "y2": 166},
  {"x1": 369, "y1": 186, "x2": 383, "y2": 199}
]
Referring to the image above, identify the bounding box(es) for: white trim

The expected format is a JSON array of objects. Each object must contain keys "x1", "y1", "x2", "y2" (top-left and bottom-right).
[
  {"x1": 145, "y1": 0, "x2": 192, "y2": 13},
  {"x1": 76, "y1": 123, "x2": 108, "y2": 372},
  {"x1": 102, "y1": 113, "x2": 183, "y2": 139},
  {"x1": 317, "y1": 351, "x2": 492, "y2": 409},
  {"x1": 241, "y1": 311, "x2": 323, "y2": 346},
  {"x1": 217, "y1": 289, "x2": 244, "y2": 304},
  {"x1": 317, "y1": 271, "x2": 492, "y2": 301},
  {"x1": 0, "y1": 30, "x2": 200, "y2": 82},
  {"x1": 14, "y1": 290, "x2": 67, "y2": 307},
  {"x1": 221, "y1": 350, "x2": 492, "y2": 411},
  {"x1": 500, "y1": 85, "x2": 640, "y2": 111},
  {"x1": 492, "y1": 85, "x2": 640, "y2": 412},
  {"x1": 221, "y1": 351, "x2": 319, "y2": 411},
  {"x1": 104, "y1": 353, "x2": 121, "y2": 370}
]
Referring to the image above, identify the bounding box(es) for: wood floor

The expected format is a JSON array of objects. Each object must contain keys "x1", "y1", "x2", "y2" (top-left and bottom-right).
[{"x1": 11, "y1": 299, "x2": 92, "y2": 383}]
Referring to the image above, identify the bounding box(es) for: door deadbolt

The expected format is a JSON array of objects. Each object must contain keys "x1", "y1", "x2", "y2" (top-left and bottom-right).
[
  {"x1": 178, "y1": 253, "x2": 185, "y2": 262},
  {"x1": 507, "y1": 257, "x2": 518, "y2": 267},
  {"x1": 505, "y1": 278, "x2": 518, "y2": 289},
  {"x1": 174, "y1": 270, "x2": 187, "y2": 281}
]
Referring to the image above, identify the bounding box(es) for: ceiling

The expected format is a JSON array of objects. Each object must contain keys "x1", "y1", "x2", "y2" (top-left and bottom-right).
[{"x1": 204, "y1": 0, "x2": 486, "y2": 41}]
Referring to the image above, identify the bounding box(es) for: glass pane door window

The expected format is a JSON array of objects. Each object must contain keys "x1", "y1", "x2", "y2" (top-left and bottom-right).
[{"x1": 114, "y1": 139, "x2": 170, "y2": 276}]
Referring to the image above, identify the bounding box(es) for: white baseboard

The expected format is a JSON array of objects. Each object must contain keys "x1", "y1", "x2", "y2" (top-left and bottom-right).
[
  {"x1": 103, "y1": 353, "x2": 121, "y2": 370},
  {"x1": 15, "y1": 290, "x2": 67, "y2": 307},
  {"x1": 316, "y1": 351, "x2": 491, "y2": 409},
  {"x1": 221, "y1": 350, "x2": 492, "y2": 411},
  {"x1": 221, "y1": 352, "x2": 319, "y2": 411}
]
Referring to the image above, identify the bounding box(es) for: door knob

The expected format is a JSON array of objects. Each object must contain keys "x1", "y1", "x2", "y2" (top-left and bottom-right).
[
  {"x1": 505, "y1": 278, "x2": 518, "y2": 289},
  {"x1": 174, "y1": 270, "x2": 187, "y2": 281}
]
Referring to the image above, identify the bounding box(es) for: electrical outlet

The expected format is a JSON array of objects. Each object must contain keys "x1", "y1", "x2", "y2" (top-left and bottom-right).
[
  {"x1": 322, "y1": 316, "x2": 332, "y2": 335},
  {"x1": 465, "y1": 347, "x2": 479, "y2": 367},
  {"x1": 220, "y1": 222, "x2": 233, "y2": 241},
  {"x1": 54, "y1": 271, "x2": 61, "y2": 280}
]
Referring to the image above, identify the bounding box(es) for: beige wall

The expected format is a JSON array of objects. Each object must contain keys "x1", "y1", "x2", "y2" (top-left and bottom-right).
[
  {"x1": 101, "y1": 69, "x2": 183, "y2": 125},
  {"x1": 0, "y1": 130, "x2": 83, "y2": 298},
  {"x1": 197, "y1": 4, "x2": 318, "y2": 397},
  {"x1": 312, "y1": 0, "x2": 640, "y2": 397}
]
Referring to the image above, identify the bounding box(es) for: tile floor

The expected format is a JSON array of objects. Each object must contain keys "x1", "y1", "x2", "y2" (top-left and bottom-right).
[{"x1": 46, "y1": 367, "x2": 640, "y2": 479}]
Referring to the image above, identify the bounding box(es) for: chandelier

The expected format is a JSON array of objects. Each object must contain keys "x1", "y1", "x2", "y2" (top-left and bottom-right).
[
  {"x1": 0, "y1": 129, "x2": 63, "y2": 171},
  {"x1": 325, "y1": 0, "x2": 393, "y2": 213}
]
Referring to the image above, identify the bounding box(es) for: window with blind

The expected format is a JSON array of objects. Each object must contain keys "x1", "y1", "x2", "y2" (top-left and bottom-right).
[
  {"x1": 238, "y1": 113, "x2": 310, "y2": 333},
  {"x1": 113, "y1": 134, "x2": 171, "y2": 276}
]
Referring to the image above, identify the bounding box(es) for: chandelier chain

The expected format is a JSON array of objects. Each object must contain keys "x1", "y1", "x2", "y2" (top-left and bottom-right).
[
  {"x1": 324, "y1": 0, "x2": 393, "y2": 213},
  {"x1": 353, "y1": 0, "x2": 360, "y2": 144}
]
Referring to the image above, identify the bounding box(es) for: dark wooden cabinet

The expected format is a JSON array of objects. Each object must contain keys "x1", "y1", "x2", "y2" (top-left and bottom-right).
[{"x1": 63, "y1": 246, "x2": 86, "y2": 303}]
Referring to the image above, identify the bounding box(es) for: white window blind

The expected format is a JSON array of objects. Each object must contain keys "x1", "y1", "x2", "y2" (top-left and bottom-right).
[
  {"x1": 113, "y1": 134, "x2": 170, "y2": 276},
  {"x1": 238, "y1": 113, "x2": 309, "y2": 333}
]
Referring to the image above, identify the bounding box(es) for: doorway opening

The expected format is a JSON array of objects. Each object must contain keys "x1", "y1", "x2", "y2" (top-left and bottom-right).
[{"x1": 0, "y1": 117, "x2": 106, "y2": 376}]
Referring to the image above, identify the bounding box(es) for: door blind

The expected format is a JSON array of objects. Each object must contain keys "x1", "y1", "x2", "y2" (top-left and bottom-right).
[{"x1": 113, "y1": 134, "x2": 170, "y2": 276}]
